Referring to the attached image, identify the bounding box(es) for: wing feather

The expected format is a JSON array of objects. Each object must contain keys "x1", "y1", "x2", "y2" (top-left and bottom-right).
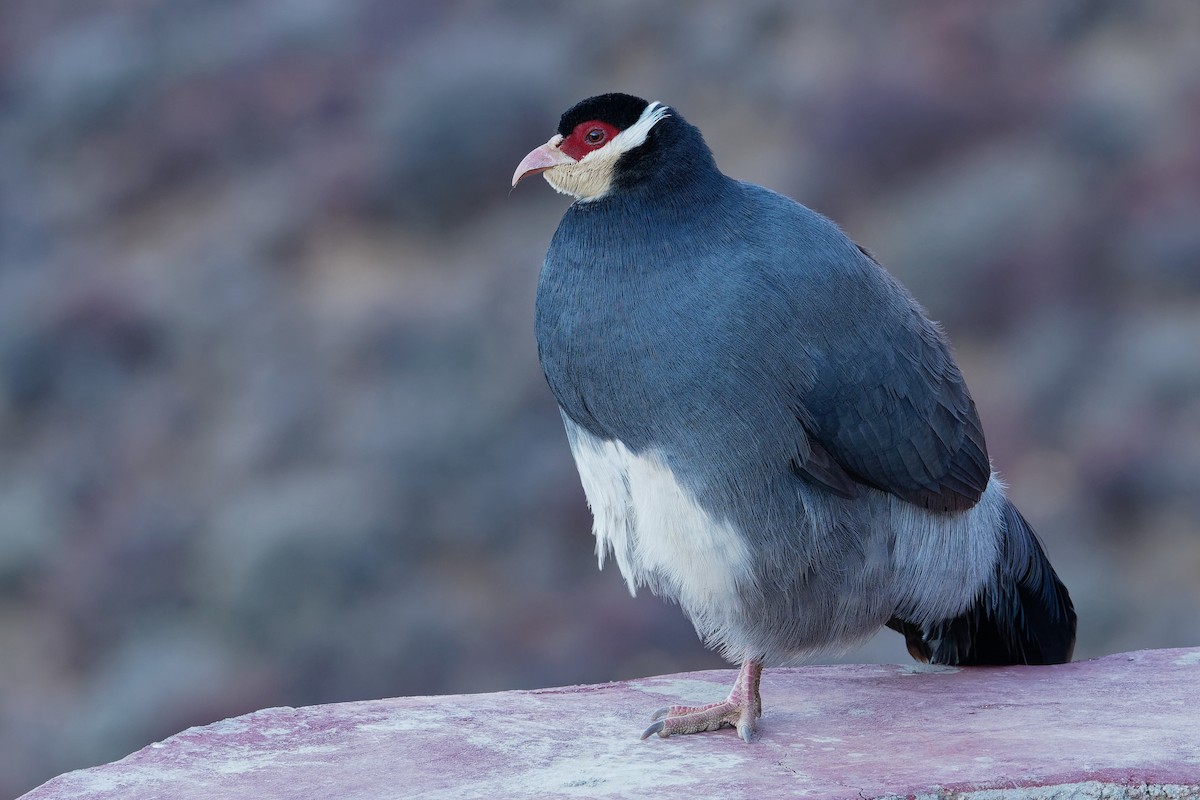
[{"x1": 792, "y1": 248, "x2": 991, "y2": 513}]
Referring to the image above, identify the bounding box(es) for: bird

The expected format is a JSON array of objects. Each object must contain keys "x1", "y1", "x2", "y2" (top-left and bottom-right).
[{"x1": 512, "y1": 93, "x2": 1076, "y2": 743}]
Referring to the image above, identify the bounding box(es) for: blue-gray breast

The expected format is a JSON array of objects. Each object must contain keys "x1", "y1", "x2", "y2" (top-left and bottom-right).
[{"x1": 512, "y1": 93, "x2": 1076, "y2": 743}]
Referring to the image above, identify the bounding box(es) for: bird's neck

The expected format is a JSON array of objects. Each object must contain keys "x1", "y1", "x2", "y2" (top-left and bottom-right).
[{"x1": 584, "y1": 161, "x2": 733, "y2": 224}]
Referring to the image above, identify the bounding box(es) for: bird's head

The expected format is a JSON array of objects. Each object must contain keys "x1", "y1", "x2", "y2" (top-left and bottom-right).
[{"x1": 512, "y1": 93, "x2": 672, "y2": 202}]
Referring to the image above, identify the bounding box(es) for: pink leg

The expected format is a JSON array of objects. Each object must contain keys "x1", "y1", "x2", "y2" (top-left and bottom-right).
[{"x1": 641, "y1": 659, "x2": 763, "y2": 743}]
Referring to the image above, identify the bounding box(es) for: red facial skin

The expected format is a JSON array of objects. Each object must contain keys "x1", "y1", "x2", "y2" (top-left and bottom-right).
[{"x1": 558, "y1": 120, "x2": 620, "y2": 161}]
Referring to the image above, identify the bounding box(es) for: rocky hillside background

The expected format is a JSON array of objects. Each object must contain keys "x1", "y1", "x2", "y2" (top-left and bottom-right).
[{"x1": 2, "y1": 1, "x2": 1199, "y2": 795}]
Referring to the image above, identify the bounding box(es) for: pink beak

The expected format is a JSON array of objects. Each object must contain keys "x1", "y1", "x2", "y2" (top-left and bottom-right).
[{"x1": 512, "y1": 139, "x2": 576, "y2": 187}]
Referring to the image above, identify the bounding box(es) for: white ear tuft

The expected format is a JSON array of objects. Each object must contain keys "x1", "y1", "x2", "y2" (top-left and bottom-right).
[{"x1": 597, "y1": 101, "x2": 671, "y2": 159}]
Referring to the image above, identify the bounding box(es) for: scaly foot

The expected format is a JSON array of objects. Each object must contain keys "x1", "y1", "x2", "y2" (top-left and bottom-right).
[{"x1": 641, "y1": 659, "x2": 763, "y2": 742}]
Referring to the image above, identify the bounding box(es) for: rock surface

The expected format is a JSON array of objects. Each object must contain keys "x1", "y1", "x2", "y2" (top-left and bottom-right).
[{"x1": 21, "y1": 648, "x2": 1200, "y2": 799}]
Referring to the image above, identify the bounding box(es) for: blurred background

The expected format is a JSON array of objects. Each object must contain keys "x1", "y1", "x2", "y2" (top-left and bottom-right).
[{"x1": 2, "y1": 0, "x2": 1199, "y2": 795}]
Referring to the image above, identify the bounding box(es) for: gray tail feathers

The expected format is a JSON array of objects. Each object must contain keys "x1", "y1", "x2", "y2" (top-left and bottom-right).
[{"x1": 888, "y1": 500, "x2": 1077, "y2": 666}]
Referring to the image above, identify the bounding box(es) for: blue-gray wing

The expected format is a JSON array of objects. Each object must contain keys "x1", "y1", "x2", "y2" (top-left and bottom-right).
[{"x1": 790, "y1": 248, "x2": 990, "y2": 513}]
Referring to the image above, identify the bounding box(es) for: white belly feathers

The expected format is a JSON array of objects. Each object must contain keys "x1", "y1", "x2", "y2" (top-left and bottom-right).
[{"x1": 563, "y1": 416, "x2": 752, "y2": 640}]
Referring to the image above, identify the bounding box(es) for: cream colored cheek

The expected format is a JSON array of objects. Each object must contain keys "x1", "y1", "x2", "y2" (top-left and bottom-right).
[{"x1": 544, "y1": 156, "x2": 617, "y2": 201}]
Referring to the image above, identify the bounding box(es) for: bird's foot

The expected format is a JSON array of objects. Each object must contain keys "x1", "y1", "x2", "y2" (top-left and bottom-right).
[{"x1": 641, "y1": 659, "x2": 763, "y2": 742}]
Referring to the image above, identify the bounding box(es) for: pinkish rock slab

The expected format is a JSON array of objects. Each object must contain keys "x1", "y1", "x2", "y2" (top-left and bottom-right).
[{"x1": 21, "y1": 649, "x2": 1200, "y2": 800}]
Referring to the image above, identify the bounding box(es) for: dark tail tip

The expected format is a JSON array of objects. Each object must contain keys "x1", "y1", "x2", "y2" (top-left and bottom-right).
[{"x1": 891, "y1": 501, "x2": 1077, "y2": 667}]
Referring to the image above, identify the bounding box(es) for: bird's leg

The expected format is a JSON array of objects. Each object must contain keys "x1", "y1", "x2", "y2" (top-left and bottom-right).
[{"x1": 641, "y1": 659, "x2": 763, "y2": 742}]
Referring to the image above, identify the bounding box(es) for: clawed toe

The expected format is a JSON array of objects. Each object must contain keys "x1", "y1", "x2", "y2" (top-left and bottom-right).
[
  {"x1": 640, "y1": 720, "x2": 665, "y2": 740},
  {"x1": 640, "y1": 660, "x2": 764, "y2": 742},
  {"x1": 649, "y1": 706, "x2": 672, "y2": 722},
  {"x1": 640, "y1": 699, "x2": 754, "y2": 740}
]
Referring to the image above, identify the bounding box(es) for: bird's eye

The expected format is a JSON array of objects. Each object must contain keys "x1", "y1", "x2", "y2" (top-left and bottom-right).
[{"x1": 584, "y1": 128, "x2": 606, "y2": 145}]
